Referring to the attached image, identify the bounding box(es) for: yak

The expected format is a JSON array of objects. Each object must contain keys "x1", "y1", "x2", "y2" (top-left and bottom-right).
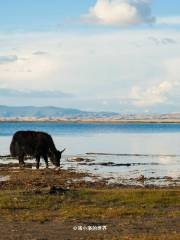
[{"x1": 10, "y1": 131, "x2": 65, "y2": 169}]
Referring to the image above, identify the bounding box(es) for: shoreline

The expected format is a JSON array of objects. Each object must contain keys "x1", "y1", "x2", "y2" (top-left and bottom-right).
[
  {"x1": 1, "y1": 118, "x2": 180, "y2": 123},
  {"x1": 1, "y1": 156, "x2": 179, "y2": 188},
  {"x1": 0, "y1": 161, "x2": 180, "y2": 190}
]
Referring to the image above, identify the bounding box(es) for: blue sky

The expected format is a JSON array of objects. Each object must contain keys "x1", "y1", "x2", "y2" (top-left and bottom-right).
[
  {"x1": 0, "y1": 0, "x2": 179, "y2": 31},
  {"x1": 152, "y1": 0, "x2": 180, "y2": 16},
  {"x1": 0, "y1": 0, "x2": 93, "y2": 31},
  {"x1": 0, "y1": 0, "x2": 180, "y2": 113}
]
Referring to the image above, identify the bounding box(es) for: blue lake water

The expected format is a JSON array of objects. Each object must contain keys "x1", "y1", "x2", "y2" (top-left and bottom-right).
[
  {"x1": 1, "y1": 122, "x2": 180, "y2": 155},
  {"x1": 0, "y1": 122, "x2": 180, "y2": 186},
  {"x1": 1, "y1": 122, "x2": 180, "y2": 136}
]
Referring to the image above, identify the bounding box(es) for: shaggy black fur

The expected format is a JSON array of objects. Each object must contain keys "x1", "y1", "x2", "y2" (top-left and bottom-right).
[{"x1": 10, "y1": 131, "x2": 65, "y2": 169}]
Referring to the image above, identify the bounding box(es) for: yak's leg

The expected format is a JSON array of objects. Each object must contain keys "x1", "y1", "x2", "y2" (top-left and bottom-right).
[
  {"x1": 43, "y1": 155, "x2": 49, "y2": 168},
  {"x1": 36, "y1": 156, "x2": 40, "y2": 169},
  {"x1": 19, "y1": 154, "x2": 25, "y2": 168}
]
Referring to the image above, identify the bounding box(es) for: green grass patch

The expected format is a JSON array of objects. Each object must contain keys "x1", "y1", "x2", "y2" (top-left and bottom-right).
[{"x1": 0, "y1": 188, "x2": 179, "y2": 221}]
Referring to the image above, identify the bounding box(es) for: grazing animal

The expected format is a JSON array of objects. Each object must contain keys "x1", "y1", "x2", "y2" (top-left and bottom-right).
[{"x1": 10, "y1": 131, "x2": 65, "y2": 169}]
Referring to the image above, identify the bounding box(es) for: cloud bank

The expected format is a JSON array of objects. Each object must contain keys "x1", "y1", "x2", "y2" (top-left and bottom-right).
[
  {"x1": 82, "y1": 0, "x2": 155, "y2": 26},
  {"x1": 0, "y1": 55, "x2": 18, "y2": 64},
  {"x1": 130, "y1": 58, "x2": 180, "y2": 107},
  {"x1": 0, "y1": 88, "x2": 72, "y2": 98},
  {"x1": 130, "y1": 81, "x2": 178, "y2": 107},
  {"x1": 157, "y1": 16, "x2": 180, "y2": 25},
  {"x1": 1, "y1": 30, "x2": 180, "y2": 112}
]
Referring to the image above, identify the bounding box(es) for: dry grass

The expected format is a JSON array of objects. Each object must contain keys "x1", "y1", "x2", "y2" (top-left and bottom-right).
[
  {"x1": 0, "y1": 188, "x2": 179, "y2": 221},
  {"x1": 0, "y1": 168, "x2": 179, "y2": 239}
]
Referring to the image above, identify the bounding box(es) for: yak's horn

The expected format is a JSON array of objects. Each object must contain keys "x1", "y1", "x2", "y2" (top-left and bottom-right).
[{"x1": 61, "y1": 148, "x2": 66, "y2": 153}]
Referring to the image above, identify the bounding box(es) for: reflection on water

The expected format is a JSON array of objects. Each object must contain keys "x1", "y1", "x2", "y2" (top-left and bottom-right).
[
  {"x1": 62, "y1": 153, "x2": 180, "y2": 185},
  {"x1": 0, "y1": 122, "x2": 180, "y2": 186},
  {"x1": 2, "y1": 132, "x2": 180, "y2": 155}
]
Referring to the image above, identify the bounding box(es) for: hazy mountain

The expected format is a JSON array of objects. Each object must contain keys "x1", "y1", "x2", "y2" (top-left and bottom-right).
[
  {"x1": 0, "y1": 105, "x2": 117, "y2": 119},
  {"x1": 0, "y1": 105, "x2": 180, "y2": 120}
]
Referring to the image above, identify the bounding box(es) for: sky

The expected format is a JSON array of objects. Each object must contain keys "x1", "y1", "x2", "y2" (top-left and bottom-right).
[{"x1": 0, "y1": 0, "x2": 180, "y2": 113}]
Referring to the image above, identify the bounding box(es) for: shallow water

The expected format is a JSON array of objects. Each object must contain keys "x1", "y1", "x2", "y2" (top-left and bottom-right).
[{"x1": 0, "y1": 122, "x2": 180, "y2": 186}]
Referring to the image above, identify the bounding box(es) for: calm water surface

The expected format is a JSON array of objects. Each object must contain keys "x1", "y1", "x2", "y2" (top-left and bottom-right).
[{"x1": 0, "y1": 122, "x2": 180, "y2": 185}]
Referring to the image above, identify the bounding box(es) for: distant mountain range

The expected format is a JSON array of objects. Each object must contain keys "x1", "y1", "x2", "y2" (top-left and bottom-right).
[
  {"x1": 0, "y1": 105, "x2": 180, "y2": 121},
  {"x1": 0, "y1": 105, "x2": 117, "y2": 119}
]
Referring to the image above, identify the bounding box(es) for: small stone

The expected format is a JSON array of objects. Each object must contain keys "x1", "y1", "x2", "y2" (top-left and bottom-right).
[
  {"x1": 137, "y1": 175, "x2": 145, "y2": 181},
  {"x1": 49, "y1": 186, "x2": 68, "y2": 194}
]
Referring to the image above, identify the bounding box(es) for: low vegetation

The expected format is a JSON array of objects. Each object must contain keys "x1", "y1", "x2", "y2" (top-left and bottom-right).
[{"x1": 0, "y1": 168, "x2": 179, "y2": 239}]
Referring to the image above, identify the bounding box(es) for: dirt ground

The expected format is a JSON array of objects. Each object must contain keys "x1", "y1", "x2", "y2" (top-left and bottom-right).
[
  {"x1": 0, "y1": 219, "x2": 179, "y2": 240},
  {"x1": 0, "y1": 163, "x2": 179, "y2": 240}
]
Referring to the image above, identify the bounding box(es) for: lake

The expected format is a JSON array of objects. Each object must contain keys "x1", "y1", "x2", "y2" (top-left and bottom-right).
[{"x1": 0, "y1": 122, "x2": 180, "y2": 186}]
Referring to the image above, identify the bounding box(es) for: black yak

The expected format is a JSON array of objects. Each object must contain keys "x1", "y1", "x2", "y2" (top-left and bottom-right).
[{"x1": 10, "y1": 131, "x2": 65, "y2": 169}]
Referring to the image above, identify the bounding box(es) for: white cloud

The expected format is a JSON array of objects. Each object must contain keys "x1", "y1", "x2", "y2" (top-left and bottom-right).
[
  {"x1": 0, "y1": 30, "x2": 180, "y2": 112},
  {"x1": 0, "y1": 48, "x2": 59, "y2": 88},
  {"x1": 157, "y1": 16, "x2": 180, "y2": 25},
  {"x1": 130, "y1": 58, "x2": 180, "y2": 107},
  {"x1": 130, "y1": 81, "x2": 178, "y2": 107},
  {"x1": 32, "y1": 51, "x2": 48, "y2": 55},
  {"x1": 82, "y1": 0, "x2": 155, "y2": 26}
]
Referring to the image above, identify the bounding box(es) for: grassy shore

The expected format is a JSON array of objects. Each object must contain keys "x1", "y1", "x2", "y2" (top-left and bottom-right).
[{"x1": 0, "y1": 166, "x2": 179, "y2": 239}]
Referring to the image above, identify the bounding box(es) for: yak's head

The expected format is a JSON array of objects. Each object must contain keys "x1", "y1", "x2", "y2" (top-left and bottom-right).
[{"x1": 50, "y1": 148, "x2": 66, "y2": 167}]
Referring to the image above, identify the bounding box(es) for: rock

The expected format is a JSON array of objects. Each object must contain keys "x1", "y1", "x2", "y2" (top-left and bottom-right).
[
  {"x1": 80, "y1": 162, "x2": 131, "y2": 167},
  {"x1": 164, "y1": 176, "x2": 173, "y2": 181},
  {"x1": 137, "y1": 175, "x2": 145, "y2": 181},
  {"x1": 32, "y1": 186, "x2": 68, "y2": 195},
  {"x1": 72, "y1": 157, "x2": 85, "y2": 162},
  {"x1": 70, "y1": 157, "x2": 94, "y2": 163},
  {"x1": 49, "y1": 186, "x2": 68, "y2": 194}
]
